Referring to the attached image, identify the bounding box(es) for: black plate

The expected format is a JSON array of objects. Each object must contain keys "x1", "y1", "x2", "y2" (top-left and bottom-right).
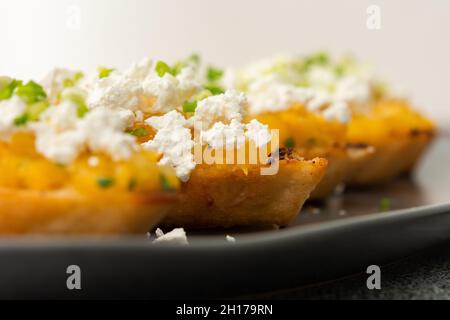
[{"x1": 0, "y1": 136, "x2": 449, "y2": 299}]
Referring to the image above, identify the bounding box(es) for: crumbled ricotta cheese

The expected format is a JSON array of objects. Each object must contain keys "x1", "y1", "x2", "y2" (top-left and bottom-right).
[
  {"x1": 153, "y1": 228, "x2": 189, "y2": 245},
  {"x1": 247, "y1": 75, "x2": 313, "y2": 114},
  {"x1": 40, "y1": 68, "x2": 79, "y2": 103},
  {"x1": 142, "y1": 65, "x2": 201, "y2": 114},
  {"x1": 0, "y1": 95, "x2": 27, "y2": 140},
  {"x1": 142, "y1": 111, "x2": 196, "y2": 182},
  {"x1": 32, "y1": 105, "x2": 137, "y2": 164},
  {"x1": 87, "y1": 57, "x2": 153, "y2": 112},
  {"x1": 306, "y1": 89, "x2": 332, "y2": 111},
  {"x1": 200, "y1": 119, "x2": 246, "y2": 149},
  {"x1": 87, "y1": 72, "x2": 144, "y2": 112},
  {"x1": 191, "y1": 90, "x2": 247, "y2": 130},
  {"x1": 200, "y1": 118, "x2": 271, "y2": 150},
  {"x1": 226, "y1": 235, "x2": 236, "y2": 243},
  {"x1": 322, "y1": 101, "x2": 351, "y2": 123},
  {"x1": 88, "y1": 156, "x2": 99, "y2": 167},
  {"x1": 333, "y1": 75, "x2": 371, "y2": 104},
  {"x1": 307, "y1": 66, "x2": 337, "y2": 89},
  {"x1": 80, "y1": 107, "x2": 137, "y2": 161},
  {"x1": 245, "y1": 119, "x2": 272, "y2": 147}
]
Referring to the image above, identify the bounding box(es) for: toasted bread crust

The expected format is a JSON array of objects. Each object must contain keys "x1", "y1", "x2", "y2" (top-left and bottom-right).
[
  {"x1": 162, "y1": 157, "x2": 328, "y2": 228},
  {"x1": 0, "y1": 188, "x2": 176, "y2": 235},
  {"x1": 346, "y1": 131, "x2": 434, "y2": 186}
]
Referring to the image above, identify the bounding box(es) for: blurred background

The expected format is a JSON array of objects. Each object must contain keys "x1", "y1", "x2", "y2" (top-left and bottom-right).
[{"x1": 0, "y1": 0, "x2": 449, "y2": 125}]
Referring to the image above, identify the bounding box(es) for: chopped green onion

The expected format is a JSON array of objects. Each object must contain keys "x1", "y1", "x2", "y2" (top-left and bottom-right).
[
  {"x1": 206, "y1": 66, "x2": 224, "y2": 82},
  {"x1": 98, "y1": 67, "x2": 114, "y2": 79},
  {"x1": 204, "y1": 85, "x2": 224, "y2": 95},
  {"x1": 182, "y1": 100, "x2": 197, "y2": 113},
  {"x1": 63, "y1": 72, "x2": 84, "y2": 88},
  {"x1": 61, "y1": 89, "x2": 88, "y2": 118},
  {"x1": 127, "y1": 127, "x2": 149, "y2": 137},
  {"x1": 187, "y1": 53, "x2": 200, "y2": 65},
  {"x1": 13, "y1": 113, "x2": 29, "y2": 126},
  {"x1": 97, "y1": 177, "x2": 115, "y2": 189},
  {"x1": 14, "y1": 81, "x2": 47, "y2": 104},
  {"x1": 26, "y1": 101, "x2": 50, "y2": 121},
  {"x1": 193, "y1": 90, "x2": 212, "y2": 101},
  {"x1": 128, "y1": 178, "x2": 137, "y2": 191},
  {"x1": 155, "y1": 61, "x2": 172, "y2": 77},
  {"x1": 284, "y1": 137, "x2": 296, "y2": 149},
  {"x1": 303, "y1": 52, "x2": 330, "y2": 70},
  {"x1": 160, "y1": 173, "x2": 175, "y2": 192},
  {"x1": 379, "y1": 197, "x2": 391, "y2": 211},
  {"x1": 0, "y1": 78, "x2": 22, "y2": 101}
]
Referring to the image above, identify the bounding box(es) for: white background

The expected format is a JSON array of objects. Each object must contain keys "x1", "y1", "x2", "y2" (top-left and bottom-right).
[{"x1": 0, "y1": 0, "x2": 449, "y2": 125}]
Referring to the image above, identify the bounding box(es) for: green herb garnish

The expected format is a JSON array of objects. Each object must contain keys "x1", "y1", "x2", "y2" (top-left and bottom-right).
[
  {"x1": 204, "y1": 85, "x2": 224, "y2": 95},
  {"x1": 98, "y1": 67, "x2": 114, "y2": 79},
  {"x1": 61, "y1": 89, "x2": 88, "y2": 117},
  {"x1": 206, "y1": 66, "x2": 224, "y2": 82},
  {"x1": 0, "y1": 78, "x2": 22, "y2": 101},
  {"x1": 97, "y1": 177, "x2": 115, "y2": 189},
  {"x1": 127, "y1": 127, "x2": 149, "y2": 137},
  {"x1": 379, "y1": 197, "x2": 391, "y2": 211},
  {"x1": 128, "y1": 178, "x2": 137, "y2": 191},
  {"x1": 284, "y1": 137, "x2": 296, "y2": 149},
  {"x1": 182, "y1": 100, "x2": 198, "y2": 113},
  {"x1": 303, "y1": 52, "x2": 329, "y2": 71},
  {"x1": 63, "y1": 72, "x2": 84, "y2": 87},
  {"x1": 13, "y1": 113, "x2": 29, "y2": 126},
  {"x1": 27, "y1": 101, "x2": 50, "y2": 121},
  {"x1": 15, "y1": 81, "x2": 47, "y2": 104},
  {"x1": 160, "y1": 173, "x2": 175, "y2": 192},
  {"x1": 155, "y1": 61, "x2": 172, "y2": 77}
]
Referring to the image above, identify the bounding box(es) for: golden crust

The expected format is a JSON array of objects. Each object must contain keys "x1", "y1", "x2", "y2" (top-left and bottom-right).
[
  {"x1": 346, "y1": 100, "x2": 436, "y2": 186},
  {"x1": 0, "y1": 188, "x2": 177, "y2": 235},
  {"x1": 346, "y1": 131, "x2": 434, "y2": 186},
  {"x1": 162, "y1": 156, "x2": 328, "y2": 229}
]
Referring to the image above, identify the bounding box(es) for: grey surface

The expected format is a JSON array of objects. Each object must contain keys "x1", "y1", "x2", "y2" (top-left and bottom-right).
[{"x1": 254, "y1": 242, "x2": 450, "y2": 300}]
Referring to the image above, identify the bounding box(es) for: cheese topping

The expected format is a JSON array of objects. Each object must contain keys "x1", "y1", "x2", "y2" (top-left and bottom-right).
[
  {"x1": 153, "y1": 228, "x2": 189, "y2": 245},
  {"x1": 143, "y1": 111, "x2": 196, "y2": 182},
  {"x1": 0, "y1": 95, "x2": 27, "y2": 140},
  {"x1": 200, "y1": 119, "x2": 246, "y2": 149},
  {"x1": 223, "y1": 53, "x2": 381, "y2": 123},
  {"x1": 32, "y1": 104, "x2": 137, "y2": 165},
  {"x1": 191, "y1": 90, "x2": 246, "y2": 130}
]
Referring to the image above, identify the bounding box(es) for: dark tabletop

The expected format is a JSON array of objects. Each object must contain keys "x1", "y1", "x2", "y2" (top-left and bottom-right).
[{"x1": 251, "y1": 241, "x2": 450, "y2": 300}]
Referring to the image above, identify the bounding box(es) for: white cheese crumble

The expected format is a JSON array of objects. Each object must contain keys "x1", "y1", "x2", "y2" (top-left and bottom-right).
[
  {"x1": 40, "y1": 68, "x2": 79, "y2": 103},
  {"x1": 227, "y1": 54, "x2": 380, "y2": 123},
  {"x1": 246, "y1": 75, "x2": 313, "y2": 114},
  {"x1": 200, "y1": 119, "x2": 245, "y2": 149},
  {"x1": 87, "y1": 156, "x2": 99, "y2": 167},
  {"x1": 153, "y1": 228, "x2": 189, "y2": 245},
  {"x1": 87, "y1": 70, "x2": 145, "y2": 112},
  {"x1": 200, "y1": 118, "x2": 271, "y2": 150},
  {"x1": 32, "y1": 105, "x2": 137, "y2": 165},
  {"x1": 322, "y1": 101, "x2": 351, "y2": 123},
  {"x1": 0, "y1": 95, "x2": 27, "y2": 140},
  {"x1": 245, "y1": 119, "x2": 272, "y2": 147},
  {"x1": 142, "y1": 111, "x2": 196, "y2": 182},
  {"x1": 226, "y1": 235, "x2": 236, "y2": 243},
  {"x1": 88, "y1": 57, "x2": 201, "y2": 116},
  {"x1": 191, "y1": 90, "x2": 247, "y2": 130}
]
